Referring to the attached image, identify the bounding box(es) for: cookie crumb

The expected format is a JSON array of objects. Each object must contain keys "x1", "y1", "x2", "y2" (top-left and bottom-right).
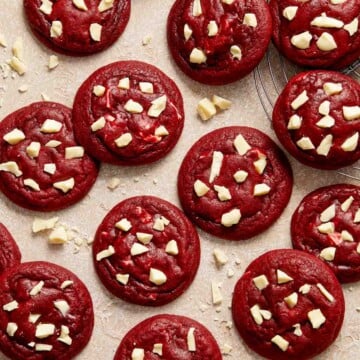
[
  {"x1": 227, "y1": 268, "x2": 235, "y2": 278},
  {"x1": 48, "y1": 55, "x2": 59, "y2": 70},
  {"x1": 107, "y1": 177, "x2": 121, "y2": 190},
  {"x1": 213, "y1": 248, "x2": 228, "y2": 267},
  {"x1": 221, "y1": 343, "x2": 233, "y2": 355},
  {"x1": 18, "y1": 85, "x2": 28, "y2": 93},
  {"x1": 142, "y1": 34, "x2": 152, "y2": 46}
]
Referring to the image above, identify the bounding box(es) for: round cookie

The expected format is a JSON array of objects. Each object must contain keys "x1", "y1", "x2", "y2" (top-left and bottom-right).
[
  {"x1": 93, "y1": 196, "x2": 200, "y2": 306},
  {"x1": 0, "y1": 102, "x2": 99, "y2": 211},
  {"x1": 177, "y1": 126, "x2": 293, "y2": 240},
  {"x1": 23, "y1": 0, "x2": 130, "y2": 55},
  {"x1": 0, "y1": 261, "x2": 94, "y2": 360},
  {"x1": 292, "y1": 184, "x2": 360, "y2": 283},
  {"x1": 0, "y1": 224, "x2": 21, "y2": 273},
  {"x1": 167, "y1": 0, "x2": 272, "y2": 85},
  {"x1": 270, "y1": 0, "x2": 360, "y2": 69},
  {"x1": 72, "y1": 61, "x2": 184, "y2": 165},
  {"x1": 114, "y1": 314, "x2": 222, "y2": 360},
  {"x1": 272, "y1": 70, "x2": 360, "y2": 170},
  {"x1": 232, "y1": 249, "x2": 345, "y2": 360}
]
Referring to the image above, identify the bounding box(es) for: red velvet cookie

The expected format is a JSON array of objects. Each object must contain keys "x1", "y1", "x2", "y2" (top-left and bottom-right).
[
  {"x1": 93, "y1": 196, "x2": 200, "y2": 306},
  {"x1": 0, "y1": 102, "x2": 99, "y2": 211},
  {"x1": 23, "y1": 0, "x2": 130, "y2": 55},
  {"x1": 273, "y1": 70, "x2": 360, "y2": 170},
  {"x1": 232, "y1": 249, "x2": 345, "y2": 360},
  {"x1": 0, "y1": 224, "x2": 21, "y2": 274},
  {"x1": 177, "y1": 126, "x2": 293, "y2": 240},
  {"x1": 72, "y1": 61, "x2": 184, "y2": 165},
  {"x1": 292, "y1": 184, "x2": 360, "y2": 283},
  {"x1": 114, "y1": 314, "x2": 222, "y2": 360},
  {"x1": 167, "y1": 0, "x2": 272, "y2": 85},
  {"x1": 270, "y1": 0, "x2": 360, "y2": 69}
]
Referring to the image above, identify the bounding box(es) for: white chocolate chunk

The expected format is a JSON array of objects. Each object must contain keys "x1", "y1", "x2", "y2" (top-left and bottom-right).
[
  {"x1": 194, "y1": 180, "x2": 210, "y2": 197},
  {"x1": 148, "y1": 95, "x2": 167, "y2": 118},
  {"x1": 41, "y1": 119, "x2": 62, "y2": 133},
  {"x1": 209, "y1": 151, "x2": 223, "y2": 183},
  {"x1": 118, "y1": 77, "x2": 130, "y2": 89},
  {"x1": 28, "y1": 342, "x2": 36, "y2": 348},
  {"x1": 299, "y1": 284, "x2": 311, "y2": 295},
  {"x1": 282, "y1": 6, "x2": 298, "y2": 21},
  {"x1": 96, "y1": 245, "x2": 115, "y2": 261},
  {"x1": 197, "y1": 98, "x2": 217, "y2": 121},
  {"x1": 296, "y1": 137, "x2": 315, "y2": 150},
  {"x1": 45, "y1": 140, "x2": 61, "y2": 147},
  {"x1": 250, "y1": 304, "x2": 263, "y2": 325},
  {"x1": 253, "y1": 275, "x2": 269, "y2": 291},
  {"x1": 317, "y1": 222, "x2": 335, "y2": 234},
  {"x1": 40, "y1": 0, "x2": 53, "y2": 15},
  {"x1": 165, "y1": 240, "x2": 179, "y2": 255},
  {"x1": 61, "y1": 280, "x2": 74, "y2": 289},
  {"x1": 149, "y1": 268, "x2": 167, "y2": 285},
  {"x1": 316, "y1": 32, "x2": 337, "y2": 51},
  {"x1": 153, "y1": 217, "x2": 168, "y2": 231},
  {"x1": 130, "y1": 243, "x2": 149, "y2": 256},
  {"x1": 12, "y1": 37, "x2": 23, "y2": 60},
  {"x1": 214, "y1": 185, "x2": 232, "y2": 201},
  {"x1": 357, "y1": 243, "x2": 360, "y2": 254},
  {"x1": 222, "y1": 0, "x2": 235, "y2": 3},
  {"x1": 192, "y1": 0, "x2": 202, "y2": 16},
  {"x1": 253, "y1": 183, "x2": 271, "y2": 196},
  {"x1": 116, "y1": 273, "x2": 130, "y2": 285},
  {"x1": 65, "y1": 146, "x2": 84, "y2": 159},
  {"x1": 271, "y1": 335, "x2": 289, "y2": 352},
  {"x1": 184, "y1": 24, "x2": 193, "y2": 41},
  {"x1": 4, "y1": 128, "x2": 25, "y2": 145},
  {"x1": 0, "y1": 162, "x2": 22, "y2": 177},
  {"x1": 310, "y1": 14, "x2": 344, "y2": 28},
  {"x1": 18, "y1": 85, "x2": 28, "y2": 93},
  {"x1": 259, "y1": 309, "x2": 272, "y2": 320},
  {"x1": 26, "y1": 141, "x2": 41, "y2": 158},
  {"x1": 316, "y1": 283, "x2": 334, "y2": 302},
  {"x1": 343, "y1": 106, "x2": 360, "y2": 121},
  {"x1": 139, "y1": 82, "x2": 153, "y2": 94},
  {"x1": 53, "y1": 178, "x2": 75, "y2": 193},
  {"x1": 154, "y1": 125, "x2": 169, "y2": 137},
  {"x1": 316, "y1": 134, "x2": 333, "y2": 156},
  {"x1": 48, "y1": 226, "x2": 68, "y2": 244},
  {"x1": 323, "y1": 82, "x2": 342, "y2": 95},
  {"x1": 341, "y1": 230, "x2": 354, "y2": 242},
  {"x1": 136, "y1": 232, "x2": 153, "y2": 244},
  {"x1": 91, "y1": 117, "x2": 106, "y2": 132},
  {"x1": 287, "y1": 114, "x2": 302, "y2": 129},
  {"x1": 330, "y1": 0, "x2": 347, "y2": 3},
  {"x1": 355, "y1": 209, "x2": 360, "y2": 223},
  {"x1": 0, "y1": 32, "x2": 7, "y2": 47},
  {"x1": 221, "y1": 209, "x2": 241, "y2": 227},
  {"x1": 115, "y1": 218, "x2": 132, "y2": 231},
  {"x1": 344, "y1": 18, "x2": 358, "y2": 36},
  {"x1": 50, "y1": 21, "x2": 63, "y2": 38},
  {"x1": 32, "y1": 217, "x2": 59, "y2": 233},
  {"x1": 341, "y1": 132, "x2": 359, "y2": 152},
  {"x1": 319, "y1": 101, "x2": 330, "y2": 116},
  {"x1": 293, "y1": 323, "x2": 303, "y2": 336},
  {"x1": 213, "y1": 248, "x2": 228, "y2": 266},
  {"x1": 316, "y1": 115, "x2": 335, "y2": 128},
  {"x1": 277, "y1": 269, "x2": 293, "y2": 284},
  {"x1": 98, "y1": 0, "x2": 115, "y2": 12},
  {"x1": 211, "y1": 281, "x2": 223, "y2": 305},
  {"x1": 308, "y1": 309, "x2": 326, "y2": 329},
  {"x1": 90, "y1": 23, "x2": 102, "y2": 42},
  {"x1": 187, "y1": 327, "x2": 196, "y2": 352},
  {"x1": 291, "y1": 31, "x2": 312, "y2": 49},
  {"x1": 3, "y1": 300, "x2": 19, "y2": 312},
  {"x1": 36, "y1": 323, "x2": 55, "y2": 339},
  {"x1": 132, "y1": 348, "x2": 144, "y2": 360},
  {"x1": 124, "y1": 99, "x2": 143, "y2": 113},
  {"x1": 230, "y1": 45, "x2": 242, "y2": 60},
  {"x1": 24, "y1": 179, "x2": 40, "y2": 191},
  {"x1": 8, "y1": 56, "x2": 26, "y2": 75},
  {"x1": 6, "y1": 323, "x2": 18, "y2": 337},
  {"x1": 54, "y1": 300, "x2": 70, "y2": 317},
  {"x1": 253, "y1": 157, "x2": 267, "y2": 174},
  {"x1": 29, "y1": 314, "x2": 41, "y2": 323},
  {"x1": 341, "y1": 196, "x2": 354, "y2": 212},
  {"x1": 233, "y1": 170, "x2": 248, "y2": 183},
  {"x1": 30, "y1": 281, "x2": 45, "y2": 296},
  {"x1": 320, "y1": 204, "x2": 336, "y2": 222},
  {"x1": 73, "y1": 0, "x2": 88, "y2": 11},
  {"x1": 115, "y1": 133, "x2": 133, "y2": 148},
  {"x1": 284, "y1": 292, "x2": 298, "y2": 308},
  {"x1": 153, "y1": 343, "x2": 163, "y2": 356},
  {"x1": 190, "y1": 48, "x2": 207, "y2": 64},
  {"x1": 58, "y1": 325, "x2": 72, "y2": 346},
  {"x1": 212, "y1": 95, "x2": 232, "y2": 110},
  {"x1": 234, "y1": 134, "x2": 251, "y2": 155},
  {"x1": 243, "y1": 13, "x2": 257, "y2": 27},
  {"x1": 208, "y1": 21, "x2": 219, "y2": 36},
  {"x1": 291, "y1": 90, "x2": 309, "y2": 110},
  {"x1": 36, "y1": 344, "x2": 53, "y2": 352},
  {"x1": 320, "y1": 247, "x2": 336, "y2": 261},
  {"x1": 93, "y1": 85, "x2": 106, "y2": 96}
]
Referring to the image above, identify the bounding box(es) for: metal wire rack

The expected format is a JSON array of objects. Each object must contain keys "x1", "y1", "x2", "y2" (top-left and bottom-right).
[{"x1": 254, "y1": 43, "x2": 360, "y2": 180}]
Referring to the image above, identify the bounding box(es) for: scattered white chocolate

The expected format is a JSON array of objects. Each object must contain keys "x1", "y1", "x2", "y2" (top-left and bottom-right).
[
  {"x1": 308, "y1": 308, "x2": 326, "y2": 329},
  {"x1": 282, "y1": 6, "x2": 298, "y2": 21},
  {"x1": 50, "y1": 21, "x2": 63, "y2": 38},
  {"x1": 35, "y1": 323, "x2": 55, "y2": 339},
  {"x1": 253, "y1": 274, "x2": 269, "y2": 290},
  {"x1": 319, "y1": 247, "x2": 336, "y2": 261},
  {"x1": 96, "y1": 245, "x2": 115, "y2": 261},
  {"x1": 293, "y1": 323, "x2": 303, "y2": 336},
  {"x1": 107, "y1": 177, "x2": 120, "y2": 190},
  {"x1": 73, "y1": 0, "x2": 88, "y2": 11},
  {"x1": 253, "y1": 157, "x2": 267, "y2": 174},
  {"x1": 35, "y1": 344, "x2": 53, "y2": 352},
  {"x1": 316, "y1": 134, "x2": 333, "y2": 156},
  {"x1": 0, "y1": 161, "x2": 23, "y2": 177},
  {"x1": 234, "y1": 134, "x2": 251, "y2": 155},
  {"x1": 344, "y1": 18, "x2": 359, "y2": 36},
  {"x1": 54, "y1": 300, "x2": 70, "y2": 317},
  {"x1": 115, "y1": 218, "x2": 132, "y2": 231},
  {"x1": 115, "y1": 133, "x2": 133, "y2": 148},
  {"x1": 212, "y1": 95, "x2": 232, "y2": 110},
  {"x1": 230, "y1": 45, "x2": 242, "y2": 60},
  {"x1": 57, "y1": 325, "x2": 72, "y2": 346},
  {"x1": 124, "y1": 99, "x2": 143, "y2": 113},
  {"x1": 131, "y1": 348, "x2": 144, "y2": 360},
  {"x1": 316, "y1": 115, "x2": 335, "y2": 128},
  {"x1": 98, "y1": 0, "x2": 115, "y2": 12},
  {"x1": 165, "y1": 240, "x2": 179, "y2": 255},
  {"x1": 6, "y1": 323, "x2": 18, "y2": 337},
  {"x1": 221, "y1": 209, "x2": 241, "y2": 227},
  {"x1": 8, "y1": 56, "x2": 26, "y2": 75},
  {"x1": 343, "y1": 106, "x2": 360, "y2": 121},
  {"x1": 310, "y1": 14, "x2": 344, "y2": 28},
  {"x1": 32, "y1": 217, "x2": 59, "y2": 233},
  {"x1": 341, "y1": 132, "x2": 359, "y2": 152},
  {"x1": 277, "y1": 269, "x2": 293, "y2": 284},
  {"x1": 40, "y1": 0, "x2": 53, "y2": 15},
  {"x1": 320, "y1": 204, "x2": 336, "y2": 222},
  {"x1": 184, "y1": 24, "x2": 193, "y2": 41},
  {"x1": 48, "y1": 226, "x2": 68, "y2": 244},
  {"x1": 3, "y1": 128, "x2": 25, "y2": 145},
  {"x1": 24, "y1": 179, "x2": 40, "y2": 191},
  {"x1": 153, "y1": 343, "x2": 163, "y2": 356},
  {"x1": 341, "y1": 230, "x2": 354, "y2": 242},
  {"x1": 316, "y1": 283, "x2": 334, "y2": 302},
  {"x1": 243, "y1": 13, "x2": 257, "y2": 27},
  {"x1": 250, "y1": 304, "x2": 263, "y2": 325},
  {"x1": 354, "y1": 209, "x2": 360, "y2": 223},
  {"x1": 291, "y1": 90, "x2": 309, "y2": 110},
  {"x1": 118, "y1": 77, "x2": 130, "y2": 89},
  {"x1": 3, "y1": 300, "x2": 19, "y2": 312},
  {"x1": 296, "y1": 137, "x2": 315, "y2": 150},
  {"x1": 0, "y1": 32, "x2": 7, "y2": 47},
  {"x1": 60, "y1": 280, "x2": 74, "y2": 289},
  {"x1": 65, "y1": 146, "x2": 84, "y2": 159},
  {"x1": 209, "y1": 151, "x2": 223, "y2": 183},
  {"x1": 317, "y1": 222, "x2": 335, "y2": 234},
  {"x1": 18, "y1": 85, "x2": 28, "y2": 93},
  {"x1": 90, "y1": 23, "x2": 102, "y2": 42},
  {"x1": 287, "y1": 114, "x2": 302, "y2": 130},
  {"x1": 91, "y1": 117, "x2": 106, "y2": 132},
  {"x1": 153, "y1": 216, "x2": 170, "y2": 231},
  {"x1": 233, "y1": 170, "x2": 248, "y2": 183},
  {"x1": 29, "y1": 313, "x2": 41, "y2": 324},
  {"x1": 45, "y1": 140, "x2": 61, "y2": 148},
  {"x1": 319, "y1": 100, "x2": 330, "y2": 116},
  {"x1": 214, "y1": 185, "x2": 232, "y2": 201},
  {"x1": 130, "y1": 243, "x2": 149, "y2": 256},
  {"x1": 148, "y1": 95, "x2": 167, "y2": 118},
  {"x1": 12, "y1": 37, "x2": 23, "y2": 60},
  {"x1": 323, "y1": 82, "x2": 342, "y2": 95},
  {"x1": 316, "y1": 32, "x2": 337, "y2": 51},
  {"x1": 187, "y1": 327, "x2": 196, "y2": 352},
  {"x1": 299, "y1": 283, "x2": 311, "y2": 294},
  {"x1": 136, "y1": 232, "x2": 153, "y2": 245},
  {"x1": 190, "y1": 48, "x2": 207, "y2": 64},
  {"x1": 284, "y1": 292, "x2": 298, "y2": 308},
  {"x1": 149, "y1": 268, "x2": 167, "y2": 285},
  {"x1": 26, "y1": 142, "x2": 41, "y2": 158},
  {"x1": 211, "y1": 281, "x2": 223, "y2": 305},
  {"x1": 271, "y1": 335, "x2": 289, "y2": 352},
  {"x1": 139, "y1": 82, "x2": 153, "y2": 94},
  {"x1": 93, "y1": 85, "x2": 106, "y2": 96},
  {"x1": 116, "y1": 273, "x2": 130, "y2": 285},
  {"x1": 192, "y1": 0, "x2": 202, "y2": 16},
  {"x1": 291, "y1": 31, "x2": 312, "y2": 49},
  {"x1": 41, "y1": 119, "x2": 62, "y2": 133},
  {"x1": 208, "y1": 21, "x2": 219, "y2": 37},
  {"x1": 213, "y1": 248, "x2": 228, "y2": 266},
  {"x1": 341, "y1": 196, "x2": 354, "y2": 212},
  {"x1": 197, "y1": 98, "x2": 217, "y2": 121},
  {"x1": 253, "y1": 183, "x2": 271, "y2": 196},
  {"x1": 53, "y1": 178, "x2": 75, "y2": 193}
]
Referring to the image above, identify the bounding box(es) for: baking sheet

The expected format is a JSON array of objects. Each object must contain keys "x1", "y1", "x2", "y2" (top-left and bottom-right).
[{"x1": 0, "y1": 1, "x2": 360, "y2": 359}]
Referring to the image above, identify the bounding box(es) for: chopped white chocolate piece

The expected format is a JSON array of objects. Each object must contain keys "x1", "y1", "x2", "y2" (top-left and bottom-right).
[
  {"x1": 149, "y1": 268, "x2": 167, "y2": 285},
  {"x1": 0, "y1": 32, "x2": 7, "y2": 47},
  {"x1": 41, "y1": 119, "x2": 62, "y2": 133},
  {"x1": 341, "y1": 230, "x2": 354, "y2": 242},
  {"x1": 299, "y1": 283, "x2": 311, "y2": 294},
  {"x1": 65, "y1": 146, "x2": 84, "y2": 159},
  {"x1": 253, "y1": 183, "x2": 271, "y2": 196},
  {"x1": 50, "y1": 21, "x2": 63, "y2": 38},
  {"x1": 308, "y1": 308, "x2": 326, "y2": 329},
  {"x1": 282, "y1": 6, "x2": 298, "y2": 21},
  {"x1": 213, "y1": 248, "x2": 228, "y2": 266},
  {"x1": 93, "y1": 85, "x2": 106, "y2": 97},
  {"x1": 53, "y1": 178, "x2": 75, "y2": 193},
  {"x1": 284, "y1": 292, "x2": 298, "y2": 308},
  {"x1": 233, "y1": 170, "x2": 248, "y2": 183},
  {"x1": 136, "y1": 232, "x2": 153, "y2": 245},
  {"x1": 73, "y1": 0, "x2": 88, "y2": 11},
  {"x1": 259, "y1": 309, "x2": 272, "y2": 320},
  {"x1": 45, "y1": 140, "x2": 61, "y2": 147},
  {"x1": 32, "y1": 217, "x2": 59, "y2": 233},
  {"x1": 35, "y1": 344, "x2": 53, "y2": 352},
  {"x1": 293, "y1": 323, "x2": 303, "y2": 336},
  {"x1": 253, "y1": 275, "x2": 269, "y2": 290},
  {"x1": 316, "y1": 115, "x2": 335, "y2": 128},
  {"x1": 344, "y1": 18, "x2": 359, "y2": 36},
  {"x1": 277, "y1": 269, "x2": 293, "y2": 284},
  {"x1": 184, "y1": 24, "x2": 193, "y2": 41},
  {"x1": 153, "y1": 217, "x2": 169, "y2": 231},
  {"x1": 320, "y1": 204, "x2": 336, "y2": 222},
  {"x1": 341, "y1": 196, "x2": 354, "y2": 212},
  {"x1": 115, "y1": 133, "x2": 133, "y2": 148},
  {"x1": 243, "y1": 13, "x2": 257, "y2": 27},
  {"x1": 227, "y1": 268, "x2": 235, "y2": 278},
  {"x1": 316, "y1": 283, "x2": 334, "y2": 302},
  {"x1": 197, "y1": 97, "x2": 217, "y2": 121},
  {"x1": 90, "y1": 23, "x2": 102, "y2": 42},
  {"x1": 4, "y1": 128, "x2": 25, "y2": 145},
  {"x1": 187, "y1": 327, "x2": 196, "y2": 352},
  {"x1": 291, "y1": 90, "x2": 309, "y2": 110},
  {"x1": 58, "y1": 325, "x2": 72, "y2": 346},
  {"x1": 291, "y1": 31, "x2": 312, "y2": 49},
  {"x1": 131, "y1": 348, "x2": 144, "y2": 360},
  {"x1": 130, "y1": 243, "x2": 149, "y2": 256},
  {"x1": 296, "y1": 137, "x2": 315, "y2": 150},
  {"x1": 165, "y1": 240, "x2": 179, "y2": 255},
  {"x1": 91, "y1": 117, "x2": 106, "y2": 132},
  {"x1": 192, "y1": 0, "x2": 202, "y2": 16},
  {"x1": 0, "y1": 162, "x2": 22, "y2": 177},
  {"x1": 18, "y1": 85, "x2": 28, "y2": 93},
  {"x1": 48, "y1": 226, "x2": 68, "y2": 244},
  {"x1": 221, "y1": 209, "x2": 241, "y2": 227},
  {"x1": 319, "y1": 100, "x2": 330, "y2": 116},
  {"x1": 211, "y1": 281, "x2": 223, "y2": 305},
  {"x1": 116, "y1": 273, "x2": 129, "y2": 285},
  {"x1": 208, "y1": 21, "x2": 219, "y2": 36},
  {"x1": 250, "y1": 304, "x2": 263, "y2": 325},
  {"x1": 3, "y1": 300, "x2": 19, "y2": 312},
  {"x1": 96, "y1": 245, "x2": 115, "y2": 261},
  {"x1": 209, "y1": 151, "x2": 223, "y2": 183},
  {"x1": 316, "y1": 32, "x2": 337, "y2": 51},
  {"x1": 357, "y1": 243, "x2": 360, "y2": 254},
  {"x1": 107, "y1": 177, "x2": 120, "y2": 190},
  {"x1": 28, "y1": 342, "x2": 35, "y2": 348},
  {"x1": 98, "y1": 0, "x2": 115, "y2": 12},
  {"x1": 40, "y1": 0, "x2": 53, "y2": 15},
  {"x1": 154, "y1": 125, "x2": 169, "y2": 137},
  {"x1": 271, "y1": 335, "x2": 289, "y2": 352},
  {"x1": 8, "y1": 56, "x2": 26, "y2": 75},
  {"x1": 317, "y1": 222, "x2": 335, "y2": 234},
  {"x1": 12, "y1": 37, "x2": 23, "y2": 60},
  {"x1": 26, "y1": 142, "x2": 41, "y2": 158},
  {"x1": 29, "y1": 313, "x2": 41, "y2": 323},
  {"x1": 330, "y1": 0, "x2": 347, "y2": 3},
  {"x1": 153, "y1": 343, "x2": 163, "y2": 356},
  {"x1": 61, "y1": 280, "x2": 74, "y2": 289},
  {"x1": 287, "y1": 114, "x2": 302, "y2": 129},
  {"x1": 354, "y1": 209, "x2": 360, "y2": 223},
  {"x1": 36, "y1": 323, "x2": 55, "y2": 339},
  {"x1": 6, "y1": 323, "x2": 18, "y2": 337},
  {"x1": 341, "y1": 132, "x2": 359, "y2": 152},
  {"x1": 54, "y1": 300, "x2": 70, "y2": 317},
  {"x1": 141, "y1": 34, "x2": 152, "y2": 46},
  {"x1": 115, "y1": 218, "x2": 132, "y2": 231},
  {"x1": 253, "y1": 157, "x2": 267, "y2": 174},
  {"x1": 139, "y1": 82, "x2": 153, "y2": 94},
  {"x1": 190, "y1": 48, "x2": 207, "y2": 64},
  {"x1": 214, "y1": 185, "x2": 232, "y2": 201},
  {"x1": 316, "y1": 134, "x2": 333, "y2": 156},
  {"x1": 24, "y1": 179, "x2": 40, "y2": 191},
  {"x1": 222, "y1": 0, "x2": 235, "y2": 3},
  {"x1": 212, "y1": 95, "x2": 232, "y2": 110},
  {"x1": 118, "y1": 77, "x2": 130, "y2": 89},
  {"x1": 230, "y1": 45, "x2": 242, "y2": 60},
  {"x1": 319, "y1": 247, "x2": 336, "y2": 261},
  {"x1": 310, "y1": 14, "x2": 344, "y2": 28},
  {"x1": 30, "y1": 281, "x2": 45, "y2": 296},
  {"x1": 323, "y1": 82, "x2": 343, "y2": 95},
  {"x1": 124, "y1": 99, "x2": 143, "y2": 113},
  {"x1": 343, "y1": 106, "x2": 360, "y2": 121},
  {"x1": 234, "y1": 134, "x2": 251, "y2": 155},
  {"x1": 148, "y1": 95, "x2": 167, "y2": 118}
]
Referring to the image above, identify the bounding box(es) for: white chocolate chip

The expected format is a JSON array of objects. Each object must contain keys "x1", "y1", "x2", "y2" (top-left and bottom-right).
[
  {"x1": 148, "y1": 95, "x2": 167, "y2": 118},
  {"x1": 271, "y1": 335, "x2": 289, "y2": 352},
  {"x1": 341, "y1": 196, "x2": 354, "y2": 212},
  {"x1": 253, "y1": 275, "x2": 269, "y2": 290},
  {"x1": 308, "y1": 308, "x2": 326, "y2": 329},
  {"x1": 319, "y1": 100, "x2": 330, "y2": 116},
  {"x1": 259, "y1": 309, "x2": 272, "y2": 320},
  {"x1": 36, "y1": 323, "x2": 55, "y2": 339},
  {"x1": 65, "y1": 146, "x2": 84, "y2": 159},
  {"x1": 291, "y1": 31, "x2": 312, "y2": 49},
  {"x1": 3, "y1": 128, "x2": 25, "y2": 145},
  {"x1": 316, "y1": 115, "x2": 335, "y2": 128},
  {"x1": 222, "y1": 0, "x2": 235, "y2": 3},
  {"x1": 48, "y1": 226, "x2": 68, "y2": 244},
  {"x1": 154, "y1": 125, "x2": 169, "y2": 137},
  {"x1": 341, "y1": 230, "x2": 354, "y2": 242},
  {"x1": 316, "y1": 32, "x2": 337, "y2": 51},
  {"x1": 118, "y1": 77, "x2": 130, "y2": 89},
  {"x1": 98, "y1": 0, "x2": 114, "y2": 12},
  {"x1": 54, "y1": 300, "x2": 70, "y2": 317},
  {"x1": 41, "y1": 119, "x2": 62, "y2": 133},
  {"x1": 208, "y1": 21, "x2": 219, "y2": 36},
  {"x1": 253, "y1": 183, "x2": 271, "y2": 196},
  {"x1": 29, "y1": 313, "x2": 41, "y2": 324},
  {"x1": 139, "y1": 82, "x2": 153, "y2": 94},
  {"x1": 60, "y1": 280, "x2": 74, "y2": 289},
  {"x1": 190, "y1": 48, "x2": 207, "y2": 64},
  {"x1": 6, "y1": 323, "x2": 18, "y2": 337},
  {"x1": 277, "y1": 269, "x2": 293, "y2": 284},
  {"x1": 282, "y1": 6, "x2": 298, "y2": 21},
  {"x1": 73, "y1": 0, "x2": 88, "y2": 11},
  {"x1": 124, "y1": 99, "x2": 143, "y2": 113},
  {"x1": 214, "y1": 185, "x2": 232, "y2": 201},
  {"x1": 192, "y1": 0, "x2": 202, "y2": 16},
  {"x1": 115, "y1": 133, "x2": 133, "y2": 148},
  {"x1": 316, "y1": 134, "x2": 333, "y2": 156},
  {"x1": 116, "y1": 273, "x2": 130, "y2": 285},
  {"x1": 253, "y1": 157, "x2": 267, "y2": 174},
  {"x1": 130, "y1": 243, "x2": 149, "y2": 256},
  {"x1": 357, "y1": 243, "x2": 360, "y2": 254},
  {"x1": 30, "y1": 281, "x2": 45, "y2": 296},
  {"x1": 344, "y1": 18, "x2": 358, "y2": 36},
  {"x1": 234, "y1": 134, "x2": 251, "y2": 155},
  {"x1": 317, "y1": 222, "x2": 335, "y2": 234},
  {"x1": 57, "y1": 325, "x2": 72, "y2": 346},
  {"x1": 45, "y1": 140, "x2": 61, "y2": 148},
  {"x1": 91, "y1": 117, "x2": 106, "y2": 132},
  {"x1": 152, "y1": 217, "x2": 169, "y2": 231},
  {"x1": 221, "y1": 209, "x2": 241, "y2": 227},
  {"x1": 209, "y1": 151, "x2": 223, "y2": 183},
  {"x1": 213, "y1": 248, "x2": 228, "y2": 266},
  {"x1": 320, "y1": 247, "x2": 336, "y2": 261},
  {"x1": 26, "y1": 141, "x2": 41, "y2": 158},
  {"x1": 0, "y1": 162, "x2": 22, "y2": 177},
  {"x1": 311, "y1": 14, "x2": 344, "y2": 28},
  {"x1": 227, "y1": 268, "x2": 235, "y2": 278},
  {"x1": 233, "y1": 170, "x2": 248, "y2": 183},
  {"x1": 293, "y1": 323, "x2": 303, "y2": 337},
  {"x1": 194, "y1": 179, "x2": 210, "y2": 197},
  {"x1": 8, "y1": 56, "x2": 26, "y2": 75},
  {"x1": 250, "y1": 304, "x2": 263, "y2": 325},
  {"x1": 330, "y1": 0, "x2": 347, "y2": 4},
  {"x1": 53, "y1": 178, "x2": 75, "y2": 193},
  {"x1": 96, "y1": 245, "x2": 115, "y2": 261},
  {"x1": 136, "y1": 232, "x2": 153, "y2": 244},
  {"x1": 323, "y1": 82, "x2": 343, "y2": 95},
  {"x1": 284, "y1": 292, "x2": 298, "y2": 308},
  {"x1": 3, "y1": 300, "x2": 19, "y2": 312},
  {"x1": 299, "y1": 284, "x2": 311, "y2": 294},
  {"x1": 184, "y1": 24, "x2": 193, "y2": 41},
  {"x1": 243, "y1": 13, "x2": 257, "y2": 27},
  {"x1": 287, "y1": 114, "x2": 302, "y2": 129},
  {"x1": 40, "y1": 0, "x2": 53, "y2": 15},
  {"x1": 165, "y1": 240, "x2": 179, "y2": 255},
  {"x1": 197, "y1": 98, "x2": 217, "y2": 121},
  {"x1": 115, "y1": 218, "x2": 132, "y2": 231},
  {"x1": 343, "y1": 106, "x2": 360, "y2": 121},
  {"x1": 341, "y1": 132, "x2": 359, "y2": 152},
  {"x1": 24, "y1": 179, "x2": 40, "y2": 191},
  {"x1": 90, "y1": 23, "x2": 102, "y2": 42},
  {"x1": 0, "y1": 32, "x2": 7, "y2": 47},
  {"x1": 12, "y1": 37, "x2": 23, "y2": 60},
  {"x1": 149, "y1": 268, "x2": 167, "y2": 285},
  {"x1": 296, "y1": 137, "x2": 315, "y2": 150},
  {"x1": 355, "y1": 209, "x2": 360, "y2": 223},
  {"x1": 93, "y1": 85, "x2": 106, "y2": 96},
  {"x1": 211, "y1": 281, "x2": 223, "y2": 305},
  {"x1": 35, "y1": 344, "x2": 53, "y2": 352},
  {"x1": 316, "y1": 283, "x2": 334, "y2": 302},
  {"x1": 32, "y1": 217, "x2": 59, "y2": 233},
  {"x1": 291, "y1": 90, "x2": 309, "y2": 110},
  {"x1": 212, "y1": 95, "x2": 232, "y2": 110},
  {"x1": 153, "y1": 343, "x2": 163, "y2": 356},
  {"x1": 131, "y1": 348, "x2": 144, "y2": 360},
  {"x1": 320, "y1": 204, "x2": 336, "y2": 222},
  {"x1": 50, "y1": 21, "x2": 63, "y2": 38},
  {"x1": 18, "y1": 85, "x2": 28, "y2": 93},
  {"x1": 187, "y1": 327, "x2": 196, "y2": 352},
  {"x1": 230, "y1": 45, "x2": 242, "y2": 60}
]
